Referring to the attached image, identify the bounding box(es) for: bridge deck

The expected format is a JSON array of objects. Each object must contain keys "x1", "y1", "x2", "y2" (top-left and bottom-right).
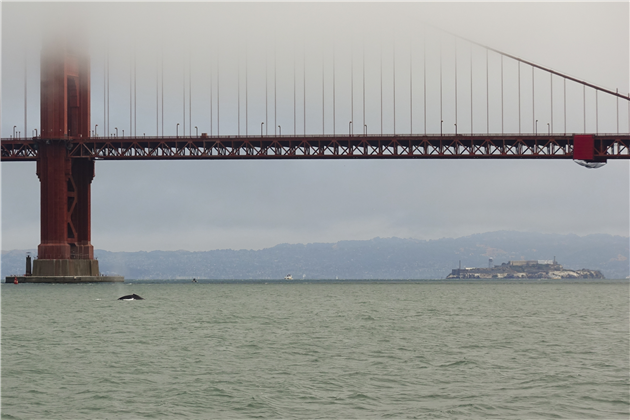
[{"x1": 2, "y1": 134, "x2": 629, "y2": 161}]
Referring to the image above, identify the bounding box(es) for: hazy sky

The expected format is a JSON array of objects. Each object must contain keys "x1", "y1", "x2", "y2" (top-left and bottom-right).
[{"x1": 1, "y1": 2, "x2": 629, "y2": 252}]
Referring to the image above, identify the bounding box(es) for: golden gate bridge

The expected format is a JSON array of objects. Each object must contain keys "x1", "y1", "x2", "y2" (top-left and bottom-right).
[{"x1": 2, "y1": 24, "x2": 629, "y2": 282}]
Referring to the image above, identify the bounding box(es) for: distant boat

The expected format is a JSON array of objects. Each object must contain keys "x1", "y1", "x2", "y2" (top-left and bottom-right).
[{"x1": 284, "y1": 274, "x2": 293, "y2": 280}]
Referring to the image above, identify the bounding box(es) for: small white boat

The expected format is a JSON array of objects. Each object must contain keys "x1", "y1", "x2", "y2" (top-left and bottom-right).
[{"x1": 284, "y1": 274, "x2": 293, "y2": 280}]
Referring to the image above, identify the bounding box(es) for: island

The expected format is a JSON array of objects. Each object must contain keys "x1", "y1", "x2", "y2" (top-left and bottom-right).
[{"x1": 446, "y1": 259, "x2": 605, "y2": 279}]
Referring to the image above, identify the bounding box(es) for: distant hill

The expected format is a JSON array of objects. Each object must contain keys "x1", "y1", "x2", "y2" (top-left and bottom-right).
[{"x1": 2, "y1": 231, "x2": 628, "y2": 280}]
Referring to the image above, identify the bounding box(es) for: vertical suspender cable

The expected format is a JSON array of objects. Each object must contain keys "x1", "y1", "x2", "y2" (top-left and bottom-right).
[
  {"x1": 322, "y1": 45, "x2": 324, "y2": 135},
  {"x1": 189, "y1": 52, "x2": 191, "y2": 136},
  {"x1": 303, "y1": 40, "x2": 306, "y2": 136},
  {"x1": 410, "y1": 34, "x2": 413, "y2": 135},
  {"x1": 156, "y1": 54, "x2": 158, "y2": 136},
  {"x1": 455, "y1": 39, "x2": 458, "y2": 134},
  {"x1": 501, "y1": 55, "x2": 503, "y2": 135},
  {"x1": 439, "y1": 37, "x2": 445, "y2": 136},
  {"x1": 563, "y1": 78, "x2": 566, "y2": 134},
  {"x1": 217, "y1": 52, "x2": 220, "y2": 136},
  {"x1": 105, "y1": 49, "x2": 107, "y2": 136},
  {"x1": 596, "y1": 90, "x2": 598, "y2": 134},
  {"x1": 106, "y1": 51, "x2": 108, "y2": 137},
  {"x1": 583, "y1": 85, "x2": 586, "y2": 133},
  {"x1": 107, "y1": 49, "x2": 110, "y2": 136},
  {"x1": 265, "y1": 51, "x2": 268, "y2": 135},
  {"x1": 351, "y1": 44, "x2": 354, "y2": 135},
  {"x1": 549, "y1": 73, "x2": 553, "y2": 134},
  {"x1": 362, "y1": 39, "x2": 365, "y2": 134},
  {"x1": 238, "y1": 53, "x2": 241, "y2": 136},
  {"x1": 616, "y1": 89, "x2": 619, "y2": 134},
  {"x1": 423, "y1": 34, "x2": 426, "y2": 135},
  {"x1": 518, "y1": 61, "x2": 521, "y2": 134},
  {"x1": 183, "y1": 60, "x2": 186, "y2": 136},
  {"x1": 276, "y1": 40, "x2": 278, "y2": 135},
  {"x1": 392, "y1": 38, "x2": 396, "y2": 135},
  {"x1": 210, "y1": 50, "x2": 214, "y2": 136},
  {"x1": 381, "y1": 42, "x2": 383, "y2": 135},
  {"x1": 160, "y1": 45, "x2": 164, "y2": 137},
  {"x1": 470, "y1": 43, "x2": 475, "y2": 135},
  {"x1": 161, "y1": 45, "x2": 164, "y2": 136},
  {"x1": 106, "y1": 50, "x2": 108, "y2": 136},
  {"x1": 293, "y1": 43, "x2": 297, "y2": 136},
  {"x1": 532, "y1": 66, "x2": 535, "y2": 133},
  {"x1": 246, "y1": 45, "x2": 249, "y2": 136},
  {"x1": 135, "y1": 48, "x2": 137, "y2": 136},
  {"x1": 333, "y1": 42, "x2": 336, "y2": 136},
  {"x1": 130, "y1": 55, "x2": 133, "y2": 136},
  {"x1": 24, "y1": 55, "x2": 27, "y2": 138},
  {"x1": 486, "y1": 49, "x2": 489, "y2": 135}
]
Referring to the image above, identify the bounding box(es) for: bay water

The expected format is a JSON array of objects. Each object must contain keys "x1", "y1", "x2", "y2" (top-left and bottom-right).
[{"x1": 2, "y1": 281, "x2": 628, "y2": 419}]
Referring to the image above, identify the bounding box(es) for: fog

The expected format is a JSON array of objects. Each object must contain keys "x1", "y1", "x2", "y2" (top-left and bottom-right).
[{"x1": 2, "y1": 2, "x2": 628, "y2": 251}]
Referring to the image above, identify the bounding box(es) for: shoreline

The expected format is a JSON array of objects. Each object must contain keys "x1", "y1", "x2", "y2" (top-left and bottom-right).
[{"x1": 4, "y1": 278, "x2": 627, "y2": 285}]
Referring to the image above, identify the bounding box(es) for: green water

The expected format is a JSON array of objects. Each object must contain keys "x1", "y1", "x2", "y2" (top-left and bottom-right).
[{"x1": 2, "y1": 281, "x2": 628, "y2": 419}]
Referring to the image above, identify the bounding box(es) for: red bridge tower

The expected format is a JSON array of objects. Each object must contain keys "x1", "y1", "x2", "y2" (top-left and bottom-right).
[{"x1": 30, "y1": 37, "x2": 120, "y2": 282}]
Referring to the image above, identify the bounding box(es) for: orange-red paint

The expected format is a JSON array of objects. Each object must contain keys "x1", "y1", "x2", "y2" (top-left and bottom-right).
[{"x1": 37, "y1": 36, "x2": 94, "y2": 261}]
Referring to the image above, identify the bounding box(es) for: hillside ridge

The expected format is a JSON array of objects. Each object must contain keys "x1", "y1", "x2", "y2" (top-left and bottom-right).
[{"x1": 2, "y1": 231, "x2": 628, "y2": 280}]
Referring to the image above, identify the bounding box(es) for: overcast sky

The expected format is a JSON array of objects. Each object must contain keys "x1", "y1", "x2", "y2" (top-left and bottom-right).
[{"x1": 2, "y1": 2, "x2": 629, "y2": 252}]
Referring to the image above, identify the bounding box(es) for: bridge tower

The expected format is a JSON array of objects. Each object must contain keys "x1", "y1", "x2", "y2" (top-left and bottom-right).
[{"x1": 30, "y1": 35, "x2": 112, "y2": 281}]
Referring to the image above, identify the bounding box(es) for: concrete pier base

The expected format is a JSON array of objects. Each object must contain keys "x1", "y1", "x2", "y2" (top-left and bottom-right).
[
  {"x1": 7, "y1": 259, "x2": 124, "y2": 283},
  {"x1": 33, "y1": 259, "x2": 100, "y2": 276},
  {"x1": 6, "y1": 275, "x2": 124, "y2": 284}
]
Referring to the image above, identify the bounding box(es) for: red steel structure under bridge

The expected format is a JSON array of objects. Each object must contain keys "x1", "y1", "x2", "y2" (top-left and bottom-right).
[{"x1": 2, "y1": 133, "x2": 629, "y2": 162}]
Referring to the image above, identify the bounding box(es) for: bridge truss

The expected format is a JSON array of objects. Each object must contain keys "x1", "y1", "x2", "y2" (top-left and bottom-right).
[{"x1": 2, "y1": 134, "x2": 629, "y2": 161}]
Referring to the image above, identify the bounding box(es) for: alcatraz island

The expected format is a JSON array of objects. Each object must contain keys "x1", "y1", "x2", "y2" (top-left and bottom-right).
[{"x1": 447, "y1": 258, "x2": 605, "y2": 280}]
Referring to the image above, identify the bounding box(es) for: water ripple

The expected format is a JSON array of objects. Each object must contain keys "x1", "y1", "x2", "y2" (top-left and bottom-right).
[{"x1": 2, "y1": 282, "x2": 628, "y2": 419}]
